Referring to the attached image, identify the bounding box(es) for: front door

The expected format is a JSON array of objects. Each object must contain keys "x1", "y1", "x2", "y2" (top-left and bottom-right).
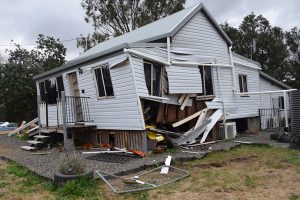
[{"x1": 68, "y1": 72, "x2": 83, "y2": 122}]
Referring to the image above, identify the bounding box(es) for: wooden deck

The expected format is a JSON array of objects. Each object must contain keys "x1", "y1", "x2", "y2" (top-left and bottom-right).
[{"x1": 40, "y1": 124, "x2": 97, "y2": 134}]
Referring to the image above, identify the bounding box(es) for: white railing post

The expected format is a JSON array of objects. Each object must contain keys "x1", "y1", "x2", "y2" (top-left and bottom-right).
[
  {"x1": 37, "y1": 94, "x2": 41, "y2": 135},
  {"x1": 283, "y1": 91, "x2": 289, "y2": 129}
]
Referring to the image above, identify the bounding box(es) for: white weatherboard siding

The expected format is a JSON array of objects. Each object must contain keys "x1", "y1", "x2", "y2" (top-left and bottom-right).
[
  {"x1": 130, "y1": 56, "x2": 149, "y2": 97},
  {"x1": 47, "y1": 105, "x2": 58, "y2": 126},
  {"x1": 209, "y1": 60, "x2": 261, "y2": 120},
  {"x1": 172, "y1": 10, "x2": 231, "y2": 65},
  {"x1": 73, "y1": 53, "x2": 144, "y2": 130},
  {"x1": 229, "y1": 65, "x2": 260, "y2": 119},
  {"x1": 259, "y1": 77, "x2": 288, "y2": 109},
  {"x1": 166, "y1": 65, "x2": 202, "y2": 94}
]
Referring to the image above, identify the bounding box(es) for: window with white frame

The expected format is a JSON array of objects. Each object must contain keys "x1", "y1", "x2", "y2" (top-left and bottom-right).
[
  {"x1": 238, "y1": 74, "x2": 248, "y2": 93},
  {"x1": 144, "y1": 61, "x2": 162, "y2": 97},
  {"x1": 198, "y1": 66, "x2": 214, "y2": 96},
  {"x1": 94, "y1": 65, "x2": 114, "y2": 98}
]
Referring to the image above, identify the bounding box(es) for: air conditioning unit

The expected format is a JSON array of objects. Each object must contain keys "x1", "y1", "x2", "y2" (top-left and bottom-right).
[{"x1": 219, "y1": 122, "x2": 237, "y2": 140}]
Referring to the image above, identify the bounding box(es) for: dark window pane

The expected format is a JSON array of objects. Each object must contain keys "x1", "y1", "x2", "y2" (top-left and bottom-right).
[
  {"x1": 198, "y1": 66, "x2": 204, "y2": 95},
  {"x1": 56, "y1": 76, "x2": 64, "y2": 99},
  {"x1": 94, "y1": 68, "x2": 105, "y2": 97},
  {"x1": 204, "y1": 66, "x2": 213, "y2": 95},
  {"x1": 243, "y1": 76, "x2": 248, "y2": 92},
  {"x1": 102, "y1": 66, "x2": 114, "y2": 97},
  {"x1": 153, "y1": 64, "x2": 162, "y2": 96},
  {"x1": 45, "y1": 79, "x2": 57, "y2": 104},
  {"x1": 144, "y1": 63, "x2": 152, "y2": 95},
  {"x1": 39, "y1": 82, "x2": 46, "y2": 102},
  {"x1": 239, "y1": 75, "x2": 243, "y2": 93},
  {"x1": 278, "y1": 96, "x2": 284, "y2": 109}
]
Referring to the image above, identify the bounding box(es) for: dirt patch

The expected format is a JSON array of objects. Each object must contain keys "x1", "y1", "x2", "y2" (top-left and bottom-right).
[{"x1": 182, "y1": 155, "x2": 258, "y2": 169}]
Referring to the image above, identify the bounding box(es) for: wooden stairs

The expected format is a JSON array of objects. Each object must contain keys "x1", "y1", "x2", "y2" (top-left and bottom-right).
[{"x1": 20, "y1": 134, "x2": 49, "y2": 151}]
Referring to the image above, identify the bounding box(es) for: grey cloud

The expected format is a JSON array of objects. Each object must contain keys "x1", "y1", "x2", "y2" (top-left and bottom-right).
[{"x1": 0, "y1": 0, "x2": 299, "y2": 61}]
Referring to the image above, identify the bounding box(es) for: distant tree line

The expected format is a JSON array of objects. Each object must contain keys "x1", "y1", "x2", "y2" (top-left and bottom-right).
[
  {"x1": 221, "y1": 13, "x2": 300, "y2": 88},
  {"x1": 1, "y1": 1, "x2": 299, "y2": 123},
  {"x1": 0, "y1": 35, "x2": 66, "y2": 122}
]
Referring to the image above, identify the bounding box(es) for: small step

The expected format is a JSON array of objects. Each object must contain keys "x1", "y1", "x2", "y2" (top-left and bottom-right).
[
  {"x1": 27, "y1": 140, "x2": 44, "y2": 145},
  {"x1": 34, "y1": 135, "x2": 49, "y2": 139},
  {"x1": 20, "y1": 146, "x2": 36, "y2": 151}
]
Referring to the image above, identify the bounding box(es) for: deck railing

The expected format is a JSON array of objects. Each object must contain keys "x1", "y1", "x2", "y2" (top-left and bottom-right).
[
  {"x1": 65, "y1": 96, "x2": 91, "y2": 123},
  {"x1": 38, "y1": 94, "x2": 91, "y2": 127}
]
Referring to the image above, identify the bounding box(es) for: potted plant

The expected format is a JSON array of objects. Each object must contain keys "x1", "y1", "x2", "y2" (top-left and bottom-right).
[{"x1": 54, "y1": 154, "x2": 93, "y2": 187}]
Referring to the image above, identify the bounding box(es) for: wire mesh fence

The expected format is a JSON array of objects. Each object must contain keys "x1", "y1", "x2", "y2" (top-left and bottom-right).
[{"x1": 259, "y1": 108, "x2": 290, "y2": 133}]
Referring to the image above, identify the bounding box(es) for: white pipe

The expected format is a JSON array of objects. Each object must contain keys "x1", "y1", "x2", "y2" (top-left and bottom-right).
[
  {"x1": 171, "y1": 61, "x2": 233, "y2": 68},
  {"x1": 167, "y1": 37, "x2": 171, "y2": 63},
  {"x1": 283, "y1": 91, "x2": 289, "y2": 128},
  {"x1": 229, "y1": 46, "x2": 236, "y2": 92},
  {"x1": 124, "y1": 49, "x2": 170, "y2": 66},
  {"x1": 236, "y1": 89, "x2": 297, "y2": 95},
  {"x1": 217, "y1": 67, "x2": 226, "y2": 123}
]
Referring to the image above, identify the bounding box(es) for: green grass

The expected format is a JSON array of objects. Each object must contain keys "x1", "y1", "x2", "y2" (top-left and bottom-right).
[
  {"x1": 1, "y1": 144, "x2": 299, "y2": 200},
  {"x1": 290, "y1": 193, "x2": 299, "y2": 200},
  {"x1": 56, "y1": 177, "x2": 100, "y2": 200}
]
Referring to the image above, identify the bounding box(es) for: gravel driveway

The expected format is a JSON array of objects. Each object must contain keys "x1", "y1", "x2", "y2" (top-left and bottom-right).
[{"x1": 0, "y1": 132, "x2": 285, "y2": 180}]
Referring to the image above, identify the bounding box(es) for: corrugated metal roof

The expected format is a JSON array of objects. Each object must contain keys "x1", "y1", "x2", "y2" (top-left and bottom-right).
[
  {"x1": 259, "y1": 71, "x2": 291, "y2": 89},
  {"x1": 34, "y1": 3, "x2": 232, "y2": 80}
]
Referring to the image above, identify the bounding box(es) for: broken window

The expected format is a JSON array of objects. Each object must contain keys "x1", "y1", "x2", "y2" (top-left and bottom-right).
[
  {"x1": 39, "y1": 76, "x2": 64, "y2": 104},
  {"x1": 278, "y1": 96, "x2": 284, "y2": 109},
  {"x1": 144, "y1": 61, "x2": 162, "y2": 97},
  {"x1": 198, "y1": 66, "x2": 214, "y2": 96},
  {"x1": 238, "y1": 74, "x2": 248, "y2": 93},
  {"x1": 94, "y1": 65, "x2": 114, "y2": 98},
  {"x1": 56, "y1": 76, "x2": 65, "y2": 99}
]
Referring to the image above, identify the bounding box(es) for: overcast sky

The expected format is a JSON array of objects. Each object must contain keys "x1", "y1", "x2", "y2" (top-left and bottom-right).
[{"x1": 0, "y1": 0, "x2": 299, "y2": 61}]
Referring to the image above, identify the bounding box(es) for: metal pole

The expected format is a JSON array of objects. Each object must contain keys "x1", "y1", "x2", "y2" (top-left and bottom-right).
[
  {"x1": 37, "y1": 94, "x2": 41, "y2": 135},
  {"x1": 283, "y1": 91, "x2": 289, "y2": 128},
  {"x1": 61, "y1": 91, "x2": 69, "y2": 150}
]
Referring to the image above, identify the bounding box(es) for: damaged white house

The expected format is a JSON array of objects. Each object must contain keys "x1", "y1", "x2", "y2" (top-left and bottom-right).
[{"x1": 32, "y1": 3, "x2": 294, "y2": 151}]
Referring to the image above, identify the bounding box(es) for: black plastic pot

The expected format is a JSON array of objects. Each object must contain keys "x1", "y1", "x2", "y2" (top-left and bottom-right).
[{"x1": 54, "y1": 171, "x2": 93, "y2": 187}]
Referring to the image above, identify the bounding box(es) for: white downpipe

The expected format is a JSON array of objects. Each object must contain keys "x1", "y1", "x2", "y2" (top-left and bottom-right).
[
  {"x1": 229, "y1": 46, "x2": 236, "y2": 93},
  {"x1": 124, "y1": 49, "x2": 171, "y2": 66},
  {"x1": 217, "y1": 67, "x2": 226, "y2": 123},
  {"x1": 167, "y1": 37, "x2": 171, "y2": 63},
  {"x1": 283, "y1": 91, "x2": 289, "y2": 128}
]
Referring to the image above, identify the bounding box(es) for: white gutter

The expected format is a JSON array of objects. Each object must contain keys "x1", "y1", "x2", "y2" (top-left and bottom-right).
[
  {"x1": 236, "y1": 89, "x2": 297, "y2": 95},
  {"x1": 124, "y1": 49, "x2": 171, "y2": 66},
  {"x1": 171, "y1": 61, "x2": 233, "y2": 68},
  {"x1": 229, "y1": 46, "x2": 236, "y2": 93},
  {"x1": 167, "y1": 37, "x2": 171, "y2": 63}
]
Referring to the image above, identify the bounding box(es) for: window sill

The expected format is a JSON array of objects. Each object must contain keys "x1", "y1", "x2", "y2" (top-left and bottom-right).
[
  {"x1": 240, "y1": 95, "x2": 250, "y2": 98},
  {"x1": 196, "y1": 95, "x2": 215, "y2": 101},
  {"x1": 97, "y1": 96, "x2": 115, "y2": 100}
]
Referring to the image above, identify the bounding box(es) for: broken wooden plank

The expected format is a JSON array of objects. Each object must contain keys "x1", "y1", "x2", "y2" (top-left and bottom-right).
[
  {"x1": 8, "y1": 118, "x2": 38, "y2": 136},
  {"x1": 172, "y1": 109, "x2": 203, "y2": 128},
  {"x1": 194, "y1": 108, "x2": 208, "y2": 128},
  {"x1": 180, "y1": 94, "x2": 191, "y2": 110},
  {"x1": 175, "y1": 119, "x2": 211, "y2": 145},
  {"x1": 200, "y1": 109, "x2": 223, "y2": 144},
  {"x1": 187, "y1": 140, "x2": 222, "y2": 147},
  {"x1": 177, "y1": 94, "x2": 187, "y2": 105}
]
